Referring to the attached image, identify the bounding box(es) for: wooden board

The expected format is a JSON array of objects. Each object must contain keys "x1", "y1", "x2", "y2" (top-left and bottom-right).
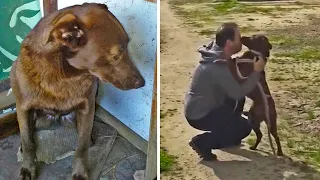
[
  {"x1": 0, "y1": 89, "x2": 16, "y2": 110},
  {"x1": 0, "y1": 110, "x2": 18, "y2": 140},
  {"x1": 95, "y1": 105, "x2": 148, "y2": 153},
  {"x1": 145, "y1": 52, "x2": 157, "y2": 180}
]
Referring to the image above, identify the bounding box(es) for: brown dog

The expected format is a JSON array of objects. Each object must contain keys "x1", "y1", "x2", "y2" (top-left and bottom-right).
[
  {"x1": 10, "y1": 3, "x2": 145, "y2": 180},
  {"x1": 228, "y1": 35, "x2": 283, "y2": 156}
]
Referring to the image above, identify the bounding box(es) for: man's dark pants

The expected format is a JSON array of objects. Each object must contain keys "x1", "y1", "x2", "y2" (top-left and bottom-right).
[{"x1": 187, "y1": 97, "x2": 252, "y2": 151}]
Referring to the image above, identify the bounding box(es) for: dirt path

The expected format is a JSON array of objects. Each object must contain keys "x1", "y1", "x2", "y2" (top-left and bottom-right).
[{"x1": 160, "y1": 0, "x2": 320, "y2": 179}]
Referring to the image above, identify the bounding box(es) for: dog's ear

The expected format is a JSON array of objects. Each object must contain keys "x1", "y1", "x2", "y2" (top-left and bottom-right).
[
  {"x1": 82, "y1": 2, "x2": 108, "y2": 10},
  {"x1": 97, "y1": 3, "x2": 108, "y2": 10},
  {"x1": 266, "y1": 51, "x2": 270, "y2": 58},
  {"x1": 268, "y1": 42, "x2": 272, "y2": 50},
  {"x1": 44, "y1": 13, "x2": 86, "y2": 51}
]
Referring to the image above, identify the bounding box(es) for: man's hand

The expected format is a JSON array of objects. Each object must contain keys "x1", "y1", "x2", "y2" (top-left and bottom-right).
[{"x1": 253, "y1": 56, "x2": 266, "y2": 72}]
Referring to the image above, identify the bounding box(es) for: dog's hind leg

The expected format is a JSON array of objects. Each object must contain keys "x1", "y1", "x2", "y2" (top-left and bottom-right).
[
  {"x1": 17, "y1": 105, "x2": 37, "y2": 180},
  {"x1": 248, "y1": 111, "x2": 263, "y2": 150},
  {"x1": 249, "y1": 122, "x2": 263, "y2": 150},
  {"x1": 271, "y1": 128, "x2": 283, "y2": 156},
  {"x1": 270, "y1": 114, "x2": 283, "y2": 156}
]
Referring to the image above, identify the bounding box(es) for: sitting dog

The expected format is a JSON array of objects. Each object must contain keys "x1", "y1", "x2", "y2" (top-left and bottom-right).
[
  {"x1": 228, "y1": 35, "x2": 283, "y2": 156},
  {"x1": 9, "y1": 3, "x2": 145, "y2": 180}
]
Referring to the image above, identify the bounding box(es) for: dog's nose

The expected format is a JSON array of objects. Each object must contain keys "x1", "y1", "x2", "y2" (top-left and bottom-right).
[{"x1": 135, "y1": 78, "x2": 145, "y2": 88}]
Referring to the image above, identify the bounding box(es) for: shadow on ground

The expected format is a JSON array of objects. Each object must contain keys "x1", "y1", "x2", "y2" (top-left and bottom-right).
[{"x1": 200, "y1": 147, "x2": 320, "y2": 180}]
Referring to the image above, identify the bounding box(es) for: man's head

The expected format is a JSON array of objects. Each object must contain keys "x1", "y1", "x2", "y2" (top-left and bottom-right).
[{"x1": 215, "y1": 22, "x2": 242, "y2": 56}]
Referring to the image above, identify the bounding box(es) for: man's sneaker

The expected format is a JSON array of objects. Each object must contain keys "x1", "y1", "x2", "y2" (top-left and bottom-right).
[{"x1": 189, "y1": 138, "x2": 217, "y2": 161}]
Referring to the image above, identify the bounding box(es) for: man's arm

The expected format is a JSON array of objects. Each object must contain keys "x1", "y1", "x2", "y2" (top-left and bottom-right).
[{"x1": 212, "y1": 64, "x2": 261, "y2": 100}]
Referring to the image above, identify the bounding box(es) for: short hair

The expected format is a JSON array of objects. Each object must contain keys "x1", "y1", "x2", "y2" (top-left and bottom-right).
[{"x1": 215, "y1": 22, "x2": 238, "y2": 48}]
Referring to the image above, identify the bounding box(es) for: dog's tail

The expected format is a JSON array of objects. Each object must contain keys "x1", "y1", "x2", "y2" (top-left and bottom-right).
[{"x1": 0, "y1": 111, "x2": 19, "y2": 140}]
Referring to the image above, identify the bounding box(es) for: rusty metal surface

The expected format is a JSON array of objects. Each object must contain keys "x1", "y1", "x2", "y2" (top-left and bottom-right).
[
  {"x1": 151, "y1": 53, "x2": 157, "y2": 134},
  {"x1": 145, "y1": 0, "x2": 157, "y2": 3},
  {"x1": 145, "y1": 52, "x2": 157, "y2": 180}
]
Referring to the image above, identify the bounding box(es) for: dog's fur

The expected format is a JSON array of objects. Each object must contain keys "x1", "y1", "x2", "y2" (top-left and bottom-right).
[
  {"x1": 10, "y1": 3, "x2": 145, "y2": 180},
  {"x1": 228, "y1": 35, "x2": 283, "y2": 156}
]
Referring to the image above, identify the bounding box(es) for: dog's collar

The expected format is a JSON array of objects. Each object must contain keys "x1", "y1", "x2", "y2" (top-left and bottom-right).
[{"x1": 249, "y1": 49, "x2": 262, "y2": 56}]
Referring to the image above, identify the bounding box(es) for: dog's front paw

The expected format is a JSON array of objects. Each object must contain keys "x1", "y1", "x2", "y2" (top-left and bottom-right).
[
  {"x1": 72, "y1": 160, "x2": 89, "y2": 180},
  {"x1": 249, "y1": 146, "x2": 257, "y2": 150},
  {"x1": 72, "y1": 173, "x2": 89, "y2": 180},
  {"x1": 19, "y1": 166, "x2": 36, "y2": 180}
]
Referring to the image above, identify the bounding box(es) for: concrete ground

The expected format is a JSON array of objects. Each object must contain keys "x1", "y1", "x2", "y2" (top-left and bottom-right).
[{"x1": 0, "y1": 118, "x2": 146, "y2": 180}]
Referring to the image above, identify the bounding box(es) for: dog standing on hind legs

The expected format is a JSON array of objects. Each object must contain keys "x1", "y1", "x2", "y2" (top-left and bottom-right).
[
  {"x1": 9, "y1": 3, "x2": 145, "y2": 180},
  {"x1": 228, "y1": 35, "x2": 283, "y2": 156}
]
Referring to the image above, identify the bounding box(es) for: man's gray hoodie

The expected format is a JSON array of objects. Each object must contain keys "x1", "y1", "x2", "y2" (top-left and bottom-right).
[{"x1": 184, "y1": 42, "x2": 261, "y2": 120}]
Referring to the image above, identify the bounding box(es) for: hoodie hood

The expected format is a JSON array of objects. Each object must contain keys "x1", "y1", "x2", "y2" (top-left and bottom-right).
[{"x1": 198, "y1": 41, "x2": 225, "y2": 63}]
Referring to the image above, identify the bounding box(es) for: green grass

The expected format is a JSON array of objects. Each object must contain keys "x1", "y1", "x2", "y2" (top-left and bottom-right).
[
  {"x1": 169, "y1": 0, "x2": 213, "y2": 6},
  {"x1": 169, "y1": 0, "x2": 305, "y2": 37},
  {"x1": 160, "y1": 109, "x2": 178, "y2": 120},
  {"x1": 160, "y1": 149, "x2": 177, "y2": 172},
  {"x1": 198, "y1": 24, "x2": 256, "y2": 37},
  {"x1": 269, "y1": 35, "x2": 300, "y2": 47},
  {"x1": 160, "y1": 109, "x2": 166, "y2": 119},
  {"x1": 294, "y1": 1, "x2": 307, "y2": 5},
  {"x1": 205, "y1": 2, "x2": 283, "y2": 15},
  {"x1": 268, "y1": 29, "x2": 320, "y2": 61},
  {"x1": 315, "y1": 100, "x2": 320, "y2": 108},
  {"x1": 274, "y1": 47, "x2": 320, "y2": 61},
  {"x1": 213, "y1": 0, "x2": 238, "y2": 13},
  {"x1": 186, "y1": 21, "x2": 204, "y2": 28},
  {"x1": 237, "y1": 5, "x2": 274, "y2": 14},
  {"x1": 270, "y1": 76, "x2": 286, "y2": 81},
  {"x1": 293, "y1": 148, "x2": 320, "y2": 169},
  {"x1": 247, "y1": 137, "x2": 256, "y2": 147},
  {"x1": 197, "y1": 22, "x2": 256, "y2": 37},
  {"x1": 307, "y1": 111, "x2": 316, "y2": 120},
  {"x1": 199, "y1": 29, "x2": 216, "y2": 36},
  {"x1": 240, "y1": 25, "x2": 258, "y2": 33},
  {"x1": 170, "y1": 0, "x2": 301, "y2": 17},
  {"x1": 278, "y1": 115, "x2": 320, "y2": 169},
  {"x1": 287, "y1": 139, "x2": 295, "y2": 148}
]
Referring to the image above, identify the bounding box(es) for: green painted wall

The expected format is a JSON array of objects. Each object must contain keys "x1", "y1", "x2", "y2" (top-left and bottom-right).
[{"x1": 0, "y1": 0, "x2": 41, "y2": 80}]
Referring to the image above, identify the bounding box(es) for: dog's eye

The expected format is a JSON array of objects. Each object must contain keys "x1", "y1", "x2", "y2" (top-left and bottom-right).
[
  {"x1": 119, "y1": 46, "x2": 125, "y2": 53},
  {"x1": 114, "y1": 55, "x2": 120, "y2": 60},
  {"x1": 111, "y1": 54, "x2": 122, "y2": 65}
]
